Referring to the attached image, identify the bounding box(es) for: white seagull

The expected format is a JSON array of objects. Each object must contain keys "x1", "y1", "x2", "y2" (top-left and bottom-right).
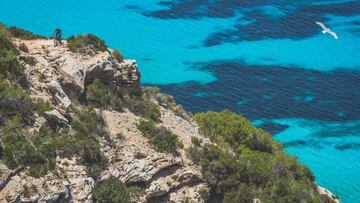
[{"x1": 316, "y1": 22, "x2": 339, "y2": 40}]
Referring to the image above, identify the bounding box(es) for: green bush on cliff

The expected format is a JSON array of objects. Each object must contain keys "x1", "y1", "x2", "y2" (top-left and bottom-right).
[
  {"x1": 32, "y1": 98, "x2": 51, "y2": 116},
  {"x1": 0, "y1": 107, "x2": 108, "y2": 178},
  {"x1": 86, "y1": 79, "x2": 111, "y2": 109},
  {"x1": 92, "y1": 177, "x2": 141, "y2": 203},
  {"x1": 7, "y1": 26, "x2": 46, "y2": 40},
  {"x1": 0, "y1": 78, "x2": 34, "y2": 125},
  {"x1": 127, "y1": 99, "x2": 161, "y2": 122},
  {"x1": 188, "y1": 110, "x2": 325, "y2": 202},
  {"x1": 1, "y1": 116, "x2": 51, "y2": 177},
  {"x1": 142, "y1": 86, "x2": 190, "y2": 121},
  {"x1": 0, "y1": 26, "x2": 24, "y2": 80},
  {"x1": 67, "y1": 34, "x2": 107, "y2": 53},
  {"x1": 137, "y1": 120, "x2": 183, "y2": 153},
  {"x1": 19, "y1": 56, "x2": 37, "y2": 66},
  {"x1": 71, "y1": 108, "x2": 108, "y2": 177}
]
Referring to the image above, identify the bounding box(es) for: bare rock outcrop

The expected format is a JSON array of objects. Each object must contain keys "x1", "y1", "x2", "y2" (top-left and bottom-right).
[
  {"x1": 100, "y1": 109, "x2": 209, "y2": 202},
  {"x1": 44, "y1": 109, "x2": 69, "y2": 129},
  {"x1": 85, "y1": 57, "x2": 140, "y2": 95}
]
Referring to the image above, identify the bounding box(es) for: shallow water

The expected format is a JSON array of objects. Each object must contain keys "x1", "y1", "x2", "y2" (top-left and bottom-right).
[{"x1": 1, "y1": 0, "x2": 359, "y2": 202}]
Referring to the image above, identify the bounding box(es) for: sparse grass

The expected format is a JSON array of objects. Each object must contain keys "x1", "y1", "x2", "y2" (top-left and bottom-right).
[{"x1": 137, "y1": 120, "x2": 183, "y2": 153}]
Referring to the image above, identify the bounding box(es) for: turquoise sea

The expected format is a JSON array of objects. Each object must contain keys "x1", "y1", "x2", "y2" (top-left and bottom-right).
[{"x1": 1, "y1": 0, "x2": 359, "y2": 202}]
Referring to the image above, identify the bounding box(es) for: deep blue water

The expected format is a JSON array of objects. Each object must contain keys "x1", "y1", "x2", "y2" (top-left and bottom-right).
[{"x1": 1, "y1": 0, "x2": 359, "y2": 202}]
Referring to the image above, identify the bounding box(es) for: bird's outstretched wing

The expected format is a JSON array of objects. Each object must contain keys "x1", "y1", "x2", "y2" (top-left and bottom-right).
[
  {"x1": 316, "y1": 21, "x2": 327, "y2": 30},
  {"x1": 328, "y1": 30, "x2": 339, "y2": 40}
]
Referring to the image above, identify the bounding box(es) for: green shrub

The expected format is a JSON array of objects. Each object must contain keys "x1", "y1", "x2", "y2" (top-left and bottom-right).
[
  {"x1": 67, "y1": 34, "x2": 107, "y2": 53},
  {"x1": 0, "y1": 26, "x2": 24, "y2": 79},
  {"x1": 137, "y1": 120, "x2": 182, "y2": 153},
  {"x1": 0, "y1": 78, "x2": 34, "y2": 124},
  {"x1": 189, "y1": 111, "x2": 324, "y2": 202},
  {"x1": 194, "y1": 110, "x2": 279, "y2": 153},
  {"x1": 92, "y1": 177, "x2": 141, "y2": 203},
  {"x1": 32, "y1": 98, "x2": 51, "y2": 116},
  {"x1": 71, "y1": 108, "x2": 108, "y2": 177},
  {"x1": 0, "y1": 106, "x2": 109, "y2": 178},
  {"x1": 143, "y1": 87, "x2": 191, "y2": 121},
  {"x1": 126, "y1": 98, "x2": 161, "y2": 122},
  {"x1": 0, "y1": 116, "x2": 49, "y2": 177},
  {"x1": 22, "y1": 185, "x2": 31, "y2": 198},
  {"x1": 86, "y1": 79, "x2": 110, "y2": 109},
  {"x1": 7, "y1": 26, "x2": 46, "y2": 40},
  {"x1": 72, "y1": 107, "x2": 107, "y2": 137},
  {"x1": 19, "y1": 56, "x2": 37, "y2": 66}
]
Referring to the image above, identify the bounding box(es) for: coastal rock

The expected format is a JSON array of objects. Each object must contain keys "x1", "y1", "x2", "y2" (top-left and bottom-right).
[
  {"x1": 100, "y1": 110, "x2": 209, "y2": 202},
  {"x1": 41, "y1": 185, "x2": 71, "y2": 203},
  {"x1": 318, "y1": 186, "x2": 340, "y2": 203},
  {"x1": 3, "y1": 37, "x2": 337, "y2": 203},
  {"x1": 48, "y1": 81, "x2": 72, "y2": 116},
  {"x1": 44, "y1": 109, "x2": 69, "y2": 128},
  {"x1": 85, "y1": 58, "x2": 140, "y2": 95}
]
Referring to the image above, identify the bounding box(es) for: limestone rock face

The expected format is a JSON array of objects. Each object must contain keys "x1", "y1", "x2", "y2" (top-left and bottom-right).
[
  {"x1": 17, "y1": 39, "x2": 140, "y2": 109},
  {"x1": 100, "y1": 109, "x2": 210, "y2": 203},
  {"x1": 44, "y1": 109, "x2": 69, "y2": 129},
  {"x1": 2, "y1": 38, "x2": 208, "y2": 203},
  {"x1": 85, "y1": 57, "x2": 140, "y2": 95}
]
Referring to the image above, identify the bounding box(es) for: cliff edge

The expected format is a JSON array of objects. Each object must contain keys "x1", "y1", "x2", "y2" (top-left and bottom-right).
[{"x1": 0, "y1": 26, "x2": 339, "y2": 203}]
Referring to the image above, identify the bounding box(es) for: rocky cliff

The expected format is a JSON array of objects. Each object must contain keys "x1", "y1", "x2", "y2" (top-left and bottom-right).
[
  {"x1": 0, "y1": 38, "x2": 209, "y2": 203},
  {"x1": 0, "y1": 29, "x2": 339, "y2": 203}
]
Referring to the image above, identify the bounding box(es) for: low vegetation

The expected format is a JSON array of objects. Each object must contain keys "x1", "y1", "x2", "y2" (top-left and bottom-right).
[
  {"x1": 142, "y1": 87, "x2": 191, "y2": 121},
  {"x1": 32, "y1": 98, "x2": 51, "y2": 116},
  {"x1": 86, "y1": 79, "x2": 161, "y2": 122},
  {"x1": 19, "y1": 56, "x2": 37, "y2": 66},
  {"x1": 137, "y1": 120, "x2": 183, "y2": 153},
  {"x1": 126, "y1": 98, "x2": 161, "y2": 122},
  {"x1": 67, "y1": 34, "x2": 107, "y2": 53},
  {"x1": 6, "y1": 26, "x2": 46, "y2": 40},
  {"x1": 0, "y1": 25, "x2": 24, "y2": 80},
  {"x1": 0, "y1": 78, "x2": 34, "y2": 125},
  {"x1": 70, "y1": 108, "x2": 108, "y2": 177},
  {"x1": 86, "y1": 79, "x2": 111, "y2": 109},
  {"x1": 189, "y1": 110, "x2": 328, "y2": 202},
  {"x1": 1, "y1": 107, "x2": 108, "y2": 178},
  {"x1": 92, "y1": 177, "x2": 141, "y2": 203}
]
